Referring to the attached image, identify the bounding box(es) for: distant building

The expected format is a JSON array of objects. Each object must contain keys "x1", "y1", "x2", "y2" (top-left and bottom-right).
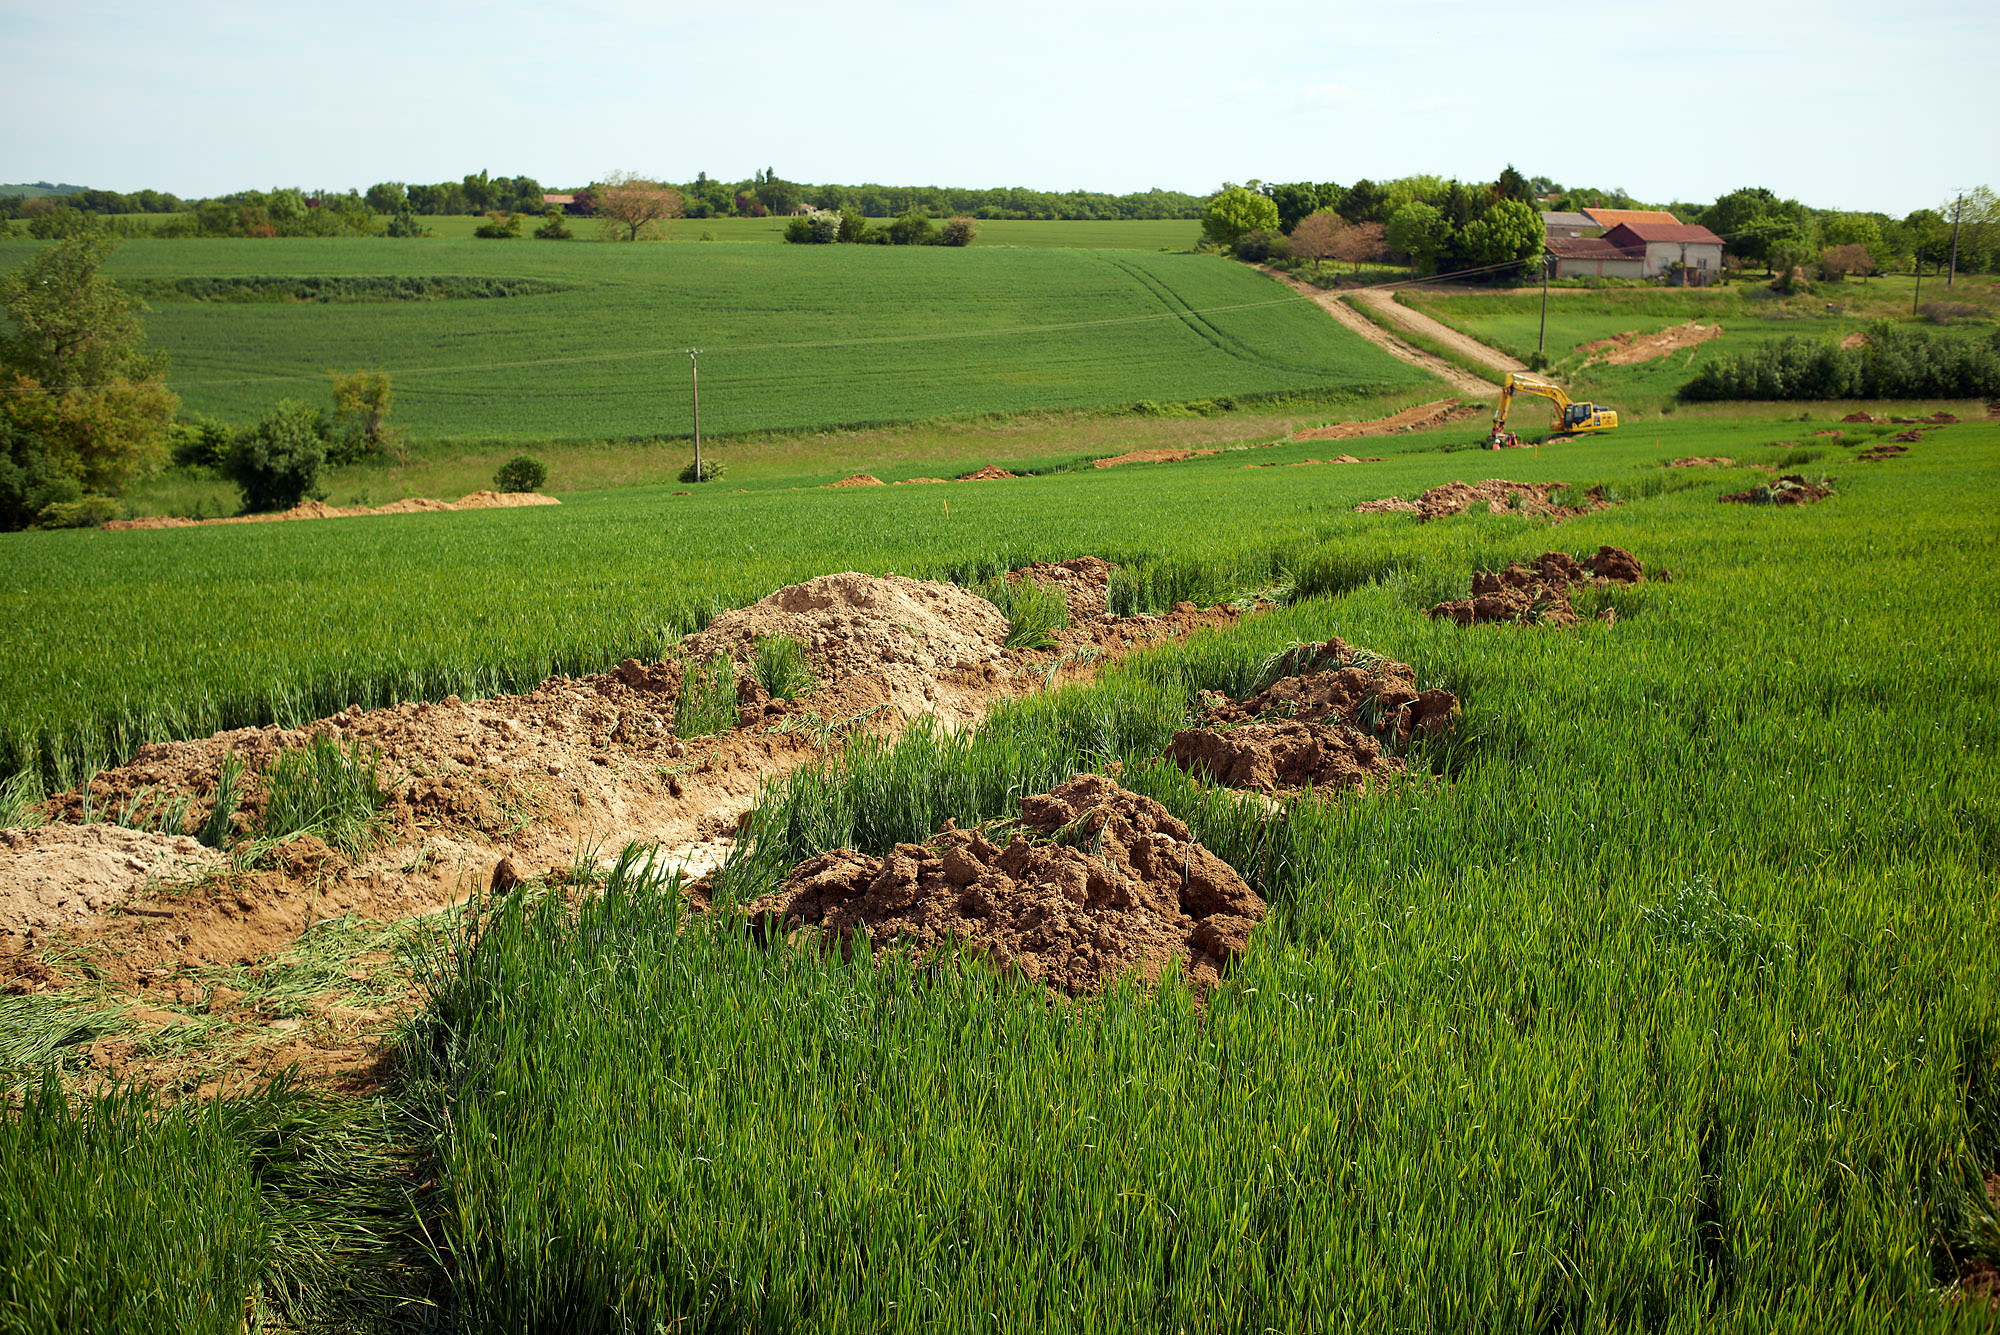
[
  {"x1": 543, "y1": 193, "x2": 577, "y2": 212},
  {"x1": 1581, "y1": 207, "x2": 1684, "y2": 230},
  {"x1": 1541, "y1": 211, "x2": 1600, "y2": 240},
  {"x1": 1600, "y1": 222, "x2": 1725, "y2": 284},
  {"x1": 1548, "y1": 236, "x2": 1647, "y2": 280}
]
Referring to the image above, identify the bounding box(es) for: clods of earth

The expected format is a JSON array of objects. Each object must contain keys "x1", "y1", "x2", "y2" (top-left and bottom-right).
[
  {"x1": 1294, "y1": 398, "x2": 1481, "y2": 441},
  {"x1": 1429, "y1": 546, "x2": 1646, "y2": 627},
  {"x1": 1719, "y1": 475, "x2": 1835, "y2": 506},
  {"x1": 1355, "y1": 479, "x2": 1612, "y2": 522},
  {"x1": 104, "y1": 490, "x2": 559, "y2": 531}
]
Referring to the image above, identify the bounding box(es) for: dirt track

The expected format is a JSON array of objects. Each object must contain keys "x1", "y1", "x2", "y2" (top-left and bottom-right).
[
  {"x1": 1346, "y1": 289, "x2": 1526, "y2": 377},
  {"x1": 1260, "y1": 268, "x2": 1497, "y2": 398}
]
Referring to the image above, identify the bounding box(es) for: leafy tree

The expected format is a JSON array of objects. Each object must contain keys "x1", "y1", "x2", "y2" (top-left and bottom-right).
[
  {"x1": 1385, "y1": 202, "x2": 1450, "y2": 273},
  {"x1": 473, "y1": 210, "x2": 523, "y2": 239},
  {"x1": 1459, "y1": 198, "x2": 1544, "y2": 270},
  {"x1": 364, "y1": 182, "x2": 406, "y2": 213},
  {"x1": 1336, "y1": 179, "x2": 1388, "y2": 225},
  {"x1": 1704, "y1": 186, "x2": 1807, "y2": 271},
  {"x1": 596, "y1": 172, "x2": 682, "y2": 241},
  {"x1": 1899, "y1": 209, "x2": 1950, "y2": 270},
  {"x1": 495, "y1": 455, "x2": 548, "y2": 492},
  {"x1": 1329, "y1": 218, "x2": 1387, "y2": 273},
  {"x1": 1819, "y1": 244, "x2": 1875, "y2": 280},
  {"x1": 1288, "y1": 210, "x2": 1338, "y2": 272},
  {"x1": 23, "y1": 202, "x2": 97, "y2": 240},
  {"x1": 1267, "y1": 182, "x2": 1325, "y2": 234},
  {"x1": 0, "y1": 233, "x2": 175, "y2": 517},
  {"x1": 328, "y1": 370, "x2": 394, "y2": 462},
  {"x1": 0, "y1": 413, "x2": 83, "y2": 529},
  {"x1": 886, "y1": 211, "x2": 936, "y2": 246},
  {"x1": 224, "y1": 400, "x2": 327, "y2": 512},
  {"x1": 384, "y1": 204, "x2": 429, "y2": 238},
  {"x1": 1495, "y1": 164, "x2": 1532, "y2": 202},
  {"x1": 939, "y1": 217, "x2": 979, "y2": 247},
  {"x1": 1201, "y1": 186, "x2": 1279, "y2": 249},
  {"x1": 533, "y1": 209, "x2": 572, "y2": 240}
]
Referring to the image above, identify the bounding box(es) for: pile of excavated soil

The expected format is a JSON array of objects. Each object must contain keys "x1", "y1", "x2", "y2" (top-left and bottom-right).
[
  {"x1": 1859, "y1": 442, "x2": 1909, "y2": 462},
  {"x1": 1354, "y1": 479, "x2": 1609, "y2": 522},
  {"x1": 958, "y1": 465, "x2": 1018, "y2": 481},
  {"x1": 826, "y1": 474, "x2": 885, "y2": 488},
  {"x1": 1008, "y1": 557, "x2": 1116, "y2": 620},
  {"x1": 104, "y1": 491, "x2": 559, "y2": 531},
  {"x1": 1093, "y1": 448, "x2": 1221, "y2": 468},
  {"x1": 1295, "y1": 398, "x2": 1480, "y2": 441},
  {"x1": 1667, "y1": 457, "x2": 1736, "y2": 468},
  {"x1": 1842, "y1": 412, "x2": 1876, "y2": 423},
  {"x1": 1840, "y1": 332, "x2": 1869, "y2": 350},
  {"x1": 894, "y1": 477, "x2": 949, "y2": 485},
  {"x1": 1167, "y1": 640, "x2": 1458, "y2": 796},
  {"x1": 743, "y1": 774, "x2": 1263, "y2": 995},
  {"x1": 681, "y1": 572, "x2": 1012, "y2": 725},
  {"x1": 1578, "y1": 321, "x2": 1723, "y2": 366},
  {"x1": 1810, "y1": 430, "x2": 1845, "y2": 439},
  {"x1": 1429, "y1": 547, "x2": 1644, "y2": 627},
  {"x1": 1720, "y1": 475, "x2": 1835, "y2": 506},
  {"x1": 0, "y1": 825, "x2": 225, "y2": 939}
]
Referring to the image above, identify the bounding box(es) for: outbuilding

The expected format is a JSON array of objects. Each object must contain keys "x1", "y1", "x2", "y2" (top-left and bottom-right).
[
  {"x1": 1599, "y1": 222, "x2": 1726, "y2": 284},
  {"x1": 1547, "y1": 235, "x2": 1646, "y2": 280}
]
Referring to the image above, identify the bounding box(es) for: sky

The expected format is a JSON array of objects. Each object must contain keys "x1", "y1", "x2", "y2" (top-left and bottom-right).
[{"x1": 3, "y1": 0, "x2": 1993, "y2": 216}]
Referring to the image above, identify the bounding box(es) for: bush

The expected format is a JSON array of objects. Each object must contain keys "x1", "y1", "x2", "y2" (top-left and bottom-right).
[
  {"x1": 1921, "y1": 301, "x2": 1978, "y2": 325},
  {"x1": 36, "y1": 494, "x2": 123, "y2": 528},
  {"x1": 169, "y1": 417, "x2": 232, "y2": 471},
  {"x1": 0, "y1": 416, "x2": 82, "y2": 531},
  {"x1": 838, "y1": 210, "x2": 868, "y2": 243},
  {"x1": 473, "y1": 211, "x2": 522, "y2": 240},
  {"x1": 809, "y1": 211, "x2": 841, "y2": 244},
  {"x1": 1233, "y1": 229, "x2": 1290, "y2": 263},
  {"x1": 1680, "y1": 323, "x2": 2000, "y2": 401},
  {"x1": 495, "y1": 455, "x2": 548, "y2": 492},
  {"x1": 887, "y1": 211, "x2": 936, "y2": 246},
  {"x1": 533, "y1": 209, "x2": 572, "y2": 241},
  {"x1": 224, "y1": 400, "x2": 327, "y2": 512},
  {"x1": 384, "y1": 206, "x2": 429, "y2": 238},
  {"x1": 783, "y1": 216, "x2": 814, "y2": 244},
  {"x1": 679, "y1": 458, "x2": 725, "y2": 484},
  {"x1": 939, "y1": 217, "x2": 979, "y2": 247}
]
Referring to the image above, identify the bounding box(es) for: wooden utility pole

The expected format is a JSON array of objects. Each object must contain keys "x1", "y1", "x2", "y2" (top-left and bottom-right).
[
  {"x1": 687, "y1": 348, "x2": 703, "y2": 481},
  {"x1": 1537, "y1": 249, "x2": 1550, "y2": 365}
]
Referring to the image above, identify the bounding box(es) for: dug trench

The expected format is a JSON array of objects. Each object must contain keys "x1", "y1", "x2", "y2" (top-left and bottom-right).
[{"x1": 0, "y1": 557, "x2": 1485, "y2": 1093}]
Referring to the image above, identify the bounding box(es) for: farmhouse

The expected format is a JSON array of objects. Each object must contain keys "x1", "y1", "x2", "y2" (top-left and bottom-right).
[
  {"x1": 1541, "y1": 211, "x2": 1600, "y2": 240},
  {"x1": 1548, "y1": 235, "x2": 1647, "y2": 279},
  {"x1": 1601, "y1": 222, "x2": 1726, "y2": 283}
]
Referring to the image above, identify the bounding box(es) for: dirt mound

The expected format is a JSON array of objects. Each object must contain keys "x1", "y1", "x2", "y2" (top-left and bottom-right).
[
  {"x1": 1667, "y1": 457, "x2": 1736, "y2": 468},
  {"x1": 1809, "y1": 430, "x2": 1844, "y2": 439},
  {"x1": 894, "y1": 477, "x2": 949, "y2": 485},
  {"x1": 1924, "y1": 412, "x2": 1959, "y2": 424},
  {"x1": 1008, "y1": 558, "x2": 1115, "y2": 620},
  {"x1": 0, "y1": 825, "x2": 224, "y2": 940},
  {"x1": 1578, "y1": 321, "x2": 1723, "y2": 366},
  {"x1": 1429, "y1": 547, "x2": 1644, "y2": 627},
  {"x1": 958, "y1": 465, "x2": 1018, "y2": 481},
  {"x1": 1165, "y1": 640, "x2": 1458, "y2": 797},
  {"x1": 1093, "y1": 448, "x2": 1221, "y2": 468},
  {"x1": 1354, "y1": 479, "x2": 1607, "y2": 522},
  {"x1": 1860, "y1": 442, "x2": 1909, "y2": 461},
  {"x1": 1719, "y1": 474, "x2": 1835, "y2": 506},
  {"x1": 1842, "y1": 412, "x2": 1876, "y2": 423},
  {"x1": 744, "y1": 774, "x2": 1263, "y2": 995},
  {"x1": 1295, "y1": 398, "x2": 1479, "y2": 441},
  {"x1": 826, "y1": 474, "x2": 885, "y2": 488},
  {"x1": 103, "y1": 492, "x2": 560, "y2": 531},
  {"x1": 683, "y1": 572, "x2": 1012, "y2": 725}
]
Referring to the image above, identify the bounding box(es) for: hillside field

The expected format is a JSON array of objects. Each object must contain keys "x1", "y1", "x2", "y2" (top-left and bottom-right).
[{"x1": 0, "y1": 236, "x2": 1427, "y2": 443}]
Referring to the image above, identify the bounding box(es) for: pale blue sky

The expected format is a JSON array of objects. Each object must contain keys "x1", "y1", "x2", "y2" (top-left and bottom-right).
[{"x1": 4, "y1": 0, "x2": 1992, "y2": 215}]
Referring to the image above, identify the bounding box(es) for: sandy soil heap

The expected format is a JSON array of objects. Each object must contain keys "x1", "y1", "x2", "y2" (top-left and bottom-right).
[
  {"x1": 1093, "y1": 448, "x2": 1222, "y2": 468},
  {"x1": 1429, "y1": 547, "x2": 1645, "y2": 627},
  {"x1": 1719, "y1": 475, "x2": 1835, "y2": 506},
  {"x1": 1859, "y1": 442, "x2": 1909, "y2": 461},
  {"x1": 745, "y1": 774, "x2": 1264, "y2": 995},
  {"x1": 1667, "y1": 457, "x2": 1736, "y2": 468},
  {"x1": 1355, "y1": 479, "x2": 1609, "y2": 522},
  {"x1": 826, "y1": 474, "x2": 885, "y2": 488},
  {"x1": 1167, "y1": 641, "x2": 1459, "y2": 797},
  {"x1": 1577, "y1": 321, "x2": 1723, "y2": 366},
  {"x1": 958, "y1": 465, "x2": 1018, "y2": 481},
  {"x1": 1295, "y1": 398, "x2": 1480, "y2": 442},
  {"x1": 105, "y1": 491, "x2": 559, "y2": 531},
  {"x1": 0, "y1": 825, "x2": 225, "y2": 939}
]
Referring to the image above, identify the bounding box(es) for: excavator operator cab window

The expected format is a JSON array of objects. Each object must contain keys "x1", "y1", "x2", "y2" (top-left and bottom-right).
[{"x1": 1565, "y1": 404, "x2": 1589, "y2": 426}]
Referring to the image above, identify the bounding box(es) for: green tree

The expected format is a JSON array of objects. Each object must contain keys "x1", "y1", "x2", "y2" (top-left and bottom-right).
[
  {"x1": 224, "y1": 401, "x2": 326, "y2": 512},
  {"x1": 1266, "y1": 182, "x2": 1325, "y2": 233},
  {"x1": 1201, "y1": 186, "x2": 1280, "y2": 249},
  {"x1": 1385, "y1": 202, "x2": 1450, "y2": 274},
  {"x1": 328, "y1": 370, "x2": 394, "y2": 462},
  {"x1": 1494, "y1": 164, "x2": 1532, "y2": 202},
  {"x1": 1459, "y1": 198, "x2": 1544, "y2": 270},
  {"x1": 0, "y1": 234, "x2": 175, "y2": 519},
  {"x1": 364, "y1": 182, "x2": 406, "y2": 213}
]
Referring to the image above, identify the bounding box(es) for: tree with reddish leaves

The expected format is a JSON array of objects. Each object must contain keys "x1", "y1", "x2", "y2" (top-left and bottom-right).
[
  {"x1": 595, "y1": 173, "x2": 682, "y2": 241},
  {"x1": 1330, "y1": 219, "x2": 1386, "y2": 274},
  {"x1": 1288, "y1": 210, "x2": 1338, "y2": 273}
]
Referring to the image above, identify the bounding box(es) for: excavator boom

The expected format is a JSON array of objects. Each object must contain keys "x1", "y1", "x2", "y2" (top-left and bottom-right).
[{"x1": 1487, "y1": 372, "x2": 1618, "y2": 448}]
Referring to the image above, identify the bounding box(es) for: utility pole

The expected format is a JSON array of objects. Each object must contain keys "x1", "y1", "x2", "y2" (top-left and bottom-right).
[
  {"x1": 1537, "y1": 249, "x2": 1550, "y2": 366},
  {"x1": 686, "y1": 348, "x2": 703, "y2": 481},
  {"x1": 1913, "y1": 246, "x2": 1923, "y2": 315},
  {"x1": 1948, "y1": 193, "x2": 1963, "y2": 287}
]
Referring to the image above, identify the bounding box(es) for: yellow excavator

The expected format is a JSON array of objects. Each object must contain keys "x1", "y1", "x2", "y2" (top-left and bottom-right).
[{"x1": 1487, "y1": 372, "x2": 1618, "y2": 449}]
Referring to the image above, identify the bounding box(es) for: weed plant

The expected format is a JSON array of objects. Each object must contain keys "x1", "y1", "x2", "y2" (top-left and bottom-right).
[
  {"x1": 259, "y1": 735, "x2": 387, "y2": 857},
  {"x1": 674, "y1": 653, "x2": 737, "y2": 739},
  {"x1": 752, "y1": 634, "x2": 817, "y2": 701},
  {"x1": 980, "y1": 575, "x2": 1070, "y2": 649},
  {"x1": 197, "y1": 751, "x2": 244, "y2": 849}
]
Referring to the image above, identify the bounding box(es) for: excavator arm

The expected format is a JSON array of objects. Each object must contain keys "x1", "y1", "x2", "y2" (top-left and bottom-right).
[{"x1": 1488, "y1": 372, "x2": 1618, "y2": 448}]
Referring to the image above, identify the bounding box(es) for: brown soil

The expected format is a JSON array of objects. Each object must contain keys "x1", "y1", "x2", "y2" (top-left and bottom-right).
[
  {"x1": 743, "y1": 774, "x2": 1264, "y2": 996},
  {"x1": 1008, "y1": 557, "x2": 1115, "y2": 620},
  {"x1": 104, "y1": 491, "x2": 559, "y2": 531},
  {"x1": 1859, "y1": 443, "x2": 1909, "y2": 462},
  {"x1": 1719, "y1": 474, "x2": 1835, "y2": 506},
  {"x1": 1354, "y1": 479, "x2": 1610, "y2": 522},
  {"x1": 1809, "y1": 430, "x2": 1844, "y2": 439},
  {"x1": 1577, "y1": 321, "x2": 1723, "y2": 366},
  {"x1": 1842, "y1": 412, "x2": 1876, "y2": 423},
  {"x1": 1093, "y1": 448, "x2": 1221, "y2": 468},
  {"x1": 826, "y1": 473, "x2": 885, "y2": 488},
  {"x1": 0, "y1": 825, "x2": 225, "y2": 940},
  {"x1": 1839, "y1": 331, "x2": 1868, "y2": 350},
  {"x1": 958, "y1": 465, "x2": 1018, "y2": 481},
  {"x1": 1347, "y1": 288, "x2": 1527, "y2": 377},
  {"x1": 1166, "y1": 641, "x2": 1458, "y2": 797},
  {"x1": 3, "y1": 571, "x2": 1245, "y2": 1001},
  {"x1": 1925, "y1": 412, "x2": 1959, "y2": 424},
  {"x1": 1257, "y1": 268, "x2": 1501, "y2": 397},
  {"x1": 1294, "y1": 398, "x2": 1481, "y2": 441},
  {"x1": 1667, "y1": 457, "x2": 1736, "y2": 468},
  {"x1": 1429, "y1": 547, "x2": 1644, "y2": 627},
  {"x1": 895, "y1": 477, "x2": 949, "y2": 485}
]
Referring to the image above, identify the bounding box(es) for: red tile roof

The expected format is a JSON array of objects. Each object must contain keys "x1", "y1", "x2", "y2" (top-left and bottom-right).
[
  {"x1": 1583, "y1": 207, "x2": 1682, "y2": 227},
  {"x1": 1603, "y1": 222, "x2": 1724, "y2": 246}
]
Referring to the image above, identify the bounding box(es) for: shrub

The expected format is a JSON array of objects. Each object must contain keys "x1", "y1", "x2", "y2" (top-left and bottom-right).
[
  {"x1": 1233, "y1": 229, "x2": 1290, "y2": 263},
  {"x1": 679, "y1": 458, "x2": 725, "y2": 484},
  {"x1": 837, "y1": 210, "x2": 868, "y2": 243},
  {"x1": 169, "y1": 416, "x2": 232, "y2": 471},
  {"x1": 473, "y1": 211, "x2": 523, "y2": 239},
  {"x1": 224, "y1": 400, "x2": 327, "y2": 512},
  {"x1": 0, "y1": 416, "x2": 82, "y2": 531},
  {"x1": 533, "y1": 209, "x2": 572, "y2": 240},
  {"x1": 1680, "y1": 323, "x2": 2000, "y2": 401},
  {"x1": 1921, "y1": 301, "x2": 1978, "y2": 325},
  {"x1": 783, "y1": 216, "x2": 814, "y2": 244},
  {"x1": 383, "y1": 206, "x2": 429, "y2": 238},
  {"x1": 36, "y1": 494, "x2": 123, "y2": 528},
  {"x1": 495, "y1": 455, "x2": 548, "y2": 492},
  {"x1": 887, "y1": 211, "x2": 936, "y2": 246},
  {"x1": 753, "y1": 635, "x2": 818, "y2": 701},
  {"x1": 939, "y1": 217, "x2": 979, "y2": 247}
]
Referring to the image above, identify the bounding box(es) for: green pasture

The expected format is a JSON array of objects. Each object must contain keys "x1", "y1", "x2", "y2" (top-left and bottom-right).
[
  {"x1": 1401, "y1": 278, "x2": 1999, "y2": 407},
  {"x1": 0, "y1": 238, "x2": 1422, "y2": 443},
  {"x1": 421, "y1": 213, "x2": 1199, "y2": 249}
]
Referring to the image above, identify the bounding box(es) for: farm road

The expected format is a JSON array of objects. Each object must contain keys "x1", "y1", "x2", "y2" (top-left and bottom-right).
[
  {"x1": 1347, "y1": 288, "x2": 1527, "y2": 378},
  {"x1": 1260, "y1": 268, "x2": 1497, "y2": 397}
]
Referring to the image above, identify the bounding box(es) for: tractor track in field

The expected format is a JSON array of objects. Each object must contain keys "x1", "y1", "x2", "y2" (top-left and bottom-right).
[
  {"x1": 1259, "y1": 268, "x2": 1499, "y2": 397},
  {"x1": 1345, "y1": 288, "x2": 1528, "y2": 377}
]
